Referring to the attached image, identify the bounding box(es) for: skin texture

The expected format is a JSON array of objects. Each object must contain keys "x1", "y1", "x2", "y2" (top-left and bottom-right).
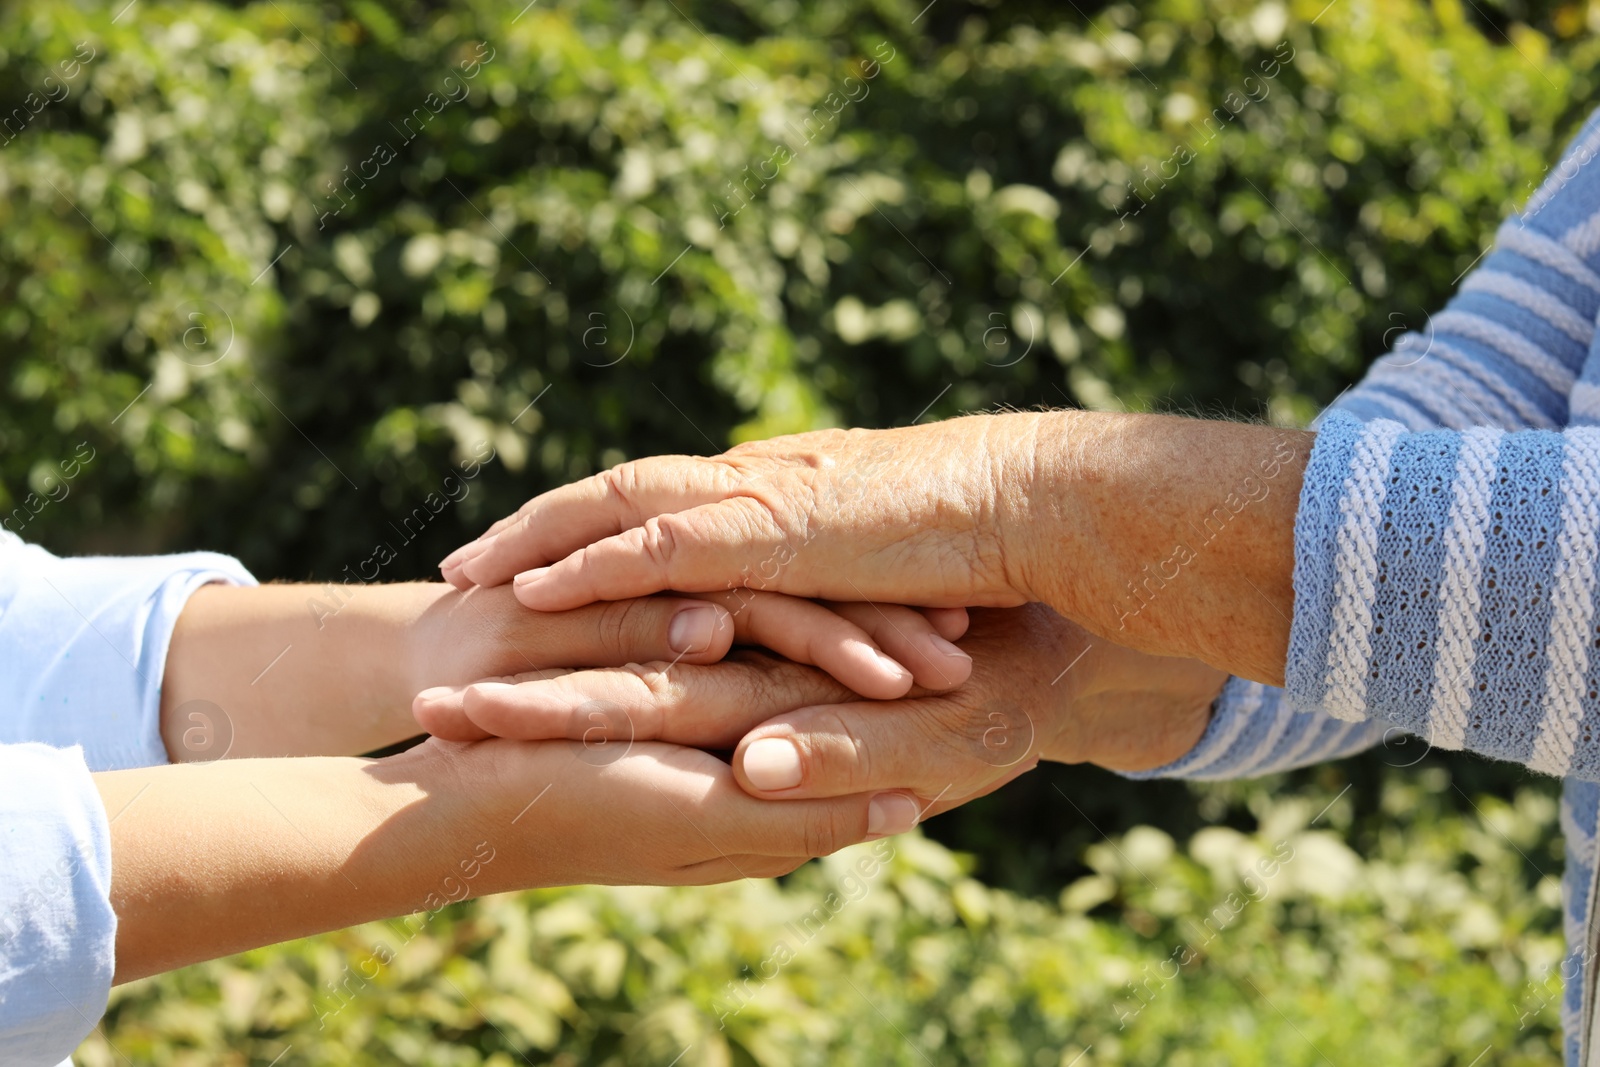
[
  {"x1": 161, "y1": 582, "x2": 972, "y2": 762},
  {"x1": 97, "y1": 738, "x2": 888, "y2": 984},
  {"x1": 415, "y1": 604, "x2": 1228, "y2": 813},
  {"x1": 441, "y1": 411, "x2": 1309, "y2": 686},
  {"x1": 105, "y1": 580, "x2": 947, "y2": 985}
]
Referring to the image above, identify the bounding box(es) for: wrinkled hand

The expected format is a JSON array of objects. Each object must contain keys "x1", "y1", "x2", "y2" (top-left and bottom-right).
[
  {"x1": 416, "y1": 604, "x2": 1226, "y2": 835},
  {"x1": 438, "y1": 415, "x2": 1046, "y2": 613}
]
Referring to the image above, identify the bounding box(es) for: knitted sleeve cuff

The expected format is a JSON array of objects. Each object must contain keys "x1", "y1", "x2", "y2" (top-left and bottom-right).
[
  {"x1": 1116, "y1": 676, "x2": 1385, "y2": 782},
  {"x1": 1287, "y1": 409, "x2": 1600, "y2": 779}
]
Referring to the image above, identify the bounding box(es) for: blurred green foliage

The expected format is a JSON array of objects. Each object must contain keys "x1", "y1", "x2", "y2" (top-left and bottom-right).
[
  {"x1": 80, "y1": 772, "x2": 1570, "y2": 1065},
  {"x1": 1, "y1": 0, "x2": 1594, "y2": 1061},
  {"x1": 6, "y1": 0, "x2": 1597, "y2": 573}
]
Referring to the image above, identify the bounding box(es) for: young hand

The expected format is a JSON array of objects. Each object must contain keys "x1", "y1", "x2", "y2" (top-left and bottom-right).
[
  {"x1": 98, "y1": 732, "x2": 889, "y2": 983},
  {"x1": 163, "y1": 582, "x2": 969, "y2": 761},
  {"x1": 416, "y1": 604, "x2": 1227, "y2": 826}
]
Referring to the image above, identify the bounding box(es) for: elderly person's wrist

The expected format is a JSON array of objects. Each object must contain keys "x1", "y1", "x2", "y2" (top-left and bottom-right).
[
  {"x1": 987, "y1": 409, "x2": 1096, "y2": 610},
  {"x1": 998, "y1": 601, "x2": 1222, "y2": 770},
  {"x1": 1005, "y1": 410, "x2": 1309, "y2": 683}
]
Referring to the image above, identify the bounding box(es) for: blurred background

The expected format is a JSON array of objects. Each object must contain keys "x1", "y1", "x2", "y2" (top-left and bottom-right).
[{"x1": 2, "y1": 0, "x2": 1591, "y2": 1062}]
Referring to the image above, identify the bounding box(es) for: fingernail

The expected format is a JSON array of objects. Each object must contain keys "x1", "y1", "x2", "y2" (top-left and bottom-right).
[
  {"x1": 669, "y1": 605, "x2": 719, "y2": 653},
  {"x1": 743, "y1": 738, "x2": 803, "y2": 791},
  {"x1": 415, "y1": 686, "x2": 454, "y2": 705},
  {"x1": 513, "y1": 566, "x2": 550, "y2": 587},
  {"x1": 867, "y1": 793, "x2": 921, "y2": 837},
  {"x1": 440, "y1": 539, "x2": 490, "y2": 571},
  {"x1": 874, "y1": 648, "x2": 912, "y2": 680},
  {"x1": 925, "y1": 634, "x2": 970, "y2": 661}
]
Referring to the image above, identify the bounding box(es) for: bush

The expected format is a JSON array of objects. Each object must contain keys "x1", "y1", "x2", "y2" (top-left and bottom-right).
[
  {"x1": 79, "y1": 771, "x2": 1568, "y2": 1065},
  {"x1": 0, "y1": 0, "x2": 1585, "y2": 1061}
]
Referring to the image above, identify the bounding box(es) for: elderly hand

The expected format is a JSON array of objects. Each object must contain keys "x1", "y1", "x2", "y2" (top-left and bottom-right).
[
  {"x1": 441, "y1": 415, "x2": 1041, "y2": 609},
  {"x1": 414, "y1": 604, "x2": 1226, "y2": 831},
  {"x1": 439, "y1": 411, "x2": 1307, "y2": 684}
]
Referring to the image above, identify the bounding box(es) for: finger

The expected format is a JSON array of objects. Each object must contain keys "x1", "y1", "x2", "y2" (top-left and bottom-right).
[
  {"x1": 688, "y1": 590, "x2": 913, "y2": 699},
  {"x1": 413, "y1": 667, "x2": 574, "y2": 740},
  {"x1": 731, "y1": 697, "x2": 1037, "y2": 800},
  {"x1": 825, "y1": 601, "x2": 972, "y2": 691},
  {"x1": 708, "y1": 779, "x2": 880, "y2": 859},
  {"x1": 851, "y1": 759, "x2": 1040, "y2": 843},
  {"x1": 449, "y1": 589, "x2": 738, "y2": 671},
  {"x1": 440, "y1": 653, "x2": 850, "y2": 747},
  {"x1": 921, "y1": 607, "x2": 970, "y2": 642},
  {"x1": 599, "y1": 743, "x2": 877, "y2": 860},
  {"x1": 510, "y1": 498, "x2": 791, "y2": 611},
  {"x1": 439, "y1": 537, "x2": 493, "y2": 589},
  {"x1": 412, "y1": 698, "x2": 496, "y2": 740},
  {"x1": 448, "y1": 456, "x2": 745, "y2": 587}
]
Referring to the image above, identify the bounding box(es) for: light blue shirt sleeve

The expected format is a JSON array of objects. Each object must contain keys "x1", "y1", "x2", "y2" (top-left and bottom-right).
[
  {"x1": 0, "y1": 533, "x2": 256, "y2": 1065},
  {"x1": 0, "y1": 530, "x2": 257, "y2": 770},
  {"x1": 1118, "y1": 677, "x2": 1390, "y2": 781},
  {"x1": 0, "y1": 743, "x2": 116, "y2": 1067}
]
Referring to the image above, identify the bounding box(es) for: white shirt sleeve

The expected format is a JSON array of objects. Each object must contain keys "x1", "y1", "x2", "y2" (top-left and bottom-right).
[
  {"x1": 0, "y1": 532, "x2": 257, "y2": 1065},
  {"x1": 0, "y1": 530, "x2": 257, "y2": 771},
  {"x1": 0, "y1": 743, "x2": 116, "y2": 1067}
]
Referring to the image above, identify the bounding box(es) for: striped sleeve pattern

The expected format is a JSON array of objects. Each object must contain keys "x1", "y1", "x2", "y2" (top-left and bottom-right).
[
  {"x1": 1118, "y1": 677, "x2": 1388, "y2": 781},
  {"x1": 1287, "y1": 410, "x2": 1600, "y2": 781},
  {"x1": 1116, "y1": 104, "x2": 1600, "y2": 1067},
  {"x1": 1124, "y1": 107, "x2": 1600, "y2": 785}
]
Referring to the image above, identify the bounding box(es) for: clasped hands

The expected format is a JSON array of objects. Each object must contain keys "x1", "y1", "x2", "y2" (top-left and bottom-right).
[
  {"x1": 423, "y1": 412, "x2": 1236, "y2": 880},
  {"x1": 110, "y1": 410, "x2": 1282, "y2": 983}
]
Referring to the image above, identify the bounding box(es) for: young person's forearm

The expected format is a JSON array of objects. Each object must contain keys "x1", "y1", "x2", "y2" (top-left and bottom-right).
[
  {"x1": 159, "y1": 582, "x2": 450, "y2": 760},
  {"x1": 95, "y1": 744, "x2": 479, "y2": 983},
  {"x1": 97, "y1": 736, "x2": 882, "y2": 983},
  {"x1": 1012, "y1": 412, "x2": 1310, "y2": 685}
]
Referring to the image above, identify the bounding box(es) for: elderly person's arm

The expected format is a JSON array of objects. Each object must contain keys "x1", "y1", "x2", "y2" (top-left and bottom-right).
[
  {"x1": 442, "y1": 383, "x2": 1600, "y2": 779},
  {"x1": 442, "y1": 409, "x2": 1306, "y2": 681},
  {"x1": 444, "y1": 103, "x2": 1600, "y2": 780}
]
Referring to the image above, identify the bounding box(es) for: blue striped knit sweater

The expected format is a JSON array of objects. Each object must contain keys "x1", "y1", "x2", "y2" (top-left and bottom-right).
[{"x1": 1126, "y1": 108, "x2": 1600, "y2": 1064}]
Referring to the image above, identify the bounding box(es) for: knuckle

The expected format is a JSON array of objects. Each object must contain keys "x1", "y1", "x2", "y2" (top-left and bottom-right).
[
  {"x1": 595, "y1": 598, "x2": 650, "y2": 658},
  {"x1": 621, "y1": 661, "x2": 677, "y2": 734},
  {"x1": 804, "y1": 708, "x2": 872, "y2": 792},
  {"x1": 639, "y1": 514, "x2": 680, "y2": 573},
  {"x1": 461, "y1": 681, "x2": 508, "y2": 719},
  {"x1": 624, "y1": 660, "x2": 676, "y2": 698},
  {"x1": 598, "y1": 461, "x2": 639, "y2": 505},
  {"x1": 800, "y1": 806, "x2": 858, "y2": 858}
]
